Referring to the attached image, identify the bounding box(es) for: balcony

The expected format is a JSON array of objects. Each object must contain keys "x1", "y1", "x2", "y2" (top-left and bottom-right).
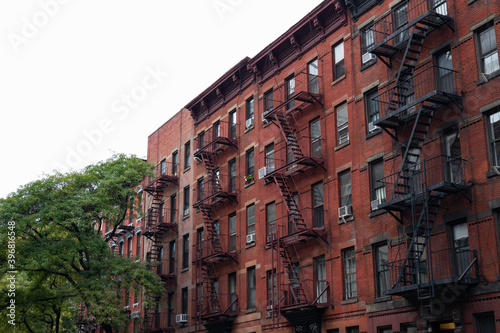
[
  {"x1": 192, "y1": 175, "x2": 237, "y2": 208},
  {"x1": 374, "y1": 66, "x2": 461, "y2": 129},
  {"x1": 143, "y1": 208, "x2": 177, "y2": 237},
  {"x1": 194, "y1": 235, "x2": 237, "y2": 265},
  {"x1": 386, "y1": 247, "x2": 479, "y2": 297},
  {"x1": 368, "y1": 0, "x2": 454, "y2": 59},
  {"x1": 262, "y1": 71, "x2": 323, "y2": 122},
  {"x1": 259, "y1": 136, "x2": 326, "y2": 181},
  {"x1": 144, "y1": 161, "x2": 179, "y2": 193},
  {"x1": 195, "y1": 293, "x2": 239, "y2": 321},
  {"x1": 193, "y1": 121, "x2": 237, "y2": 157},
  {"x1": 149, "y1": 258, "x2": 176, "y2": 282},
  {"x1": 379, "y1": 155, "x2": 469, "y2": 211},
  {"x1": 280, "y1": 279, "x2": 330, "y2": 311},
  {"x1": 143, "y1": 311, "x2": 174, "y2": 333},
  {"x1": 267, "y1": 208, "x2": 328, "y2": 245}
]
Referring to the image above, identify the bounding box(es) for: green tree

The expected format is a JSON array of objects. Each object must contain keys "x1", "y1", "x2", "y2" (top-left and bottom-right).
[{"x1": 0, "y1": 154, "x2": 163, "y2": 333}]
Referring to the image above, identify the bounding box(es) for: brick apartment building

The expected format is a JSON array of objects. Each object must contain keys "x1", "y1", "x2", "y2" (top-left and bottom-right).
[{"x1": 89, "y1": 0, "x2": 500, "y2": 332}]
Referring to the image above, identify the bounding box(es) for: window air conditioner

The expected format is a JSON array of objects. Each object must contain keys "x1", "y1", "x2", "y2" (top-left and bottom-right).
[
  {"x1": 176, "y1": 314, "x2": 188, "y2": 323},
  {"x1": 131, "y1": 311, "x2": 139, "y2": 319},
  {"x1": 368, "y1": 122, "x2": 379, "y2": 133},
  {"x1": 246, "y1": 233, "x2": 256, "y2": 244},
  {"x1": 245, "y1": 118, "x2": 254, "y2": 129},
  {"x1": 258, "y1": 166, "x2": 268, "y2": 179},
  {"x1": 362, "y1": 52, "x2": 376, "y2": 64},
  {"x1": 194, "y1": 156, "x2": 202, "y2": 164},
  {"x1": 267, "y1": 304, "x2": 273, "y2": 310},
  {"x1": 371, "y1": 198, "x2": 383, "y2": 211},
  {"x1": 338, "y1": 205, "x2": 352, "y2": 220},
  {"x1": 184, "y1": 209, "x2": 189, "y2": 216}
]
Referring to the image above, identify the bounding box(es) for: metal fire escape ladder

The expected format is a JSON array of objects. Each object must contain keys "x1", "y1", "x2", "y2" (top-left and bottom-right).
[
  {"x1": 279, "y1": 243, "x2": 307, "y2": 306},
  {"x1": 273, "y1": 174, "x2": 306, "y2": 231},
  {"x1": 274, "y1": 111, "x2": 305, "y2": 161},
  {"x1": 199, "y1": 204, "x2": 222, "y2": 254}
]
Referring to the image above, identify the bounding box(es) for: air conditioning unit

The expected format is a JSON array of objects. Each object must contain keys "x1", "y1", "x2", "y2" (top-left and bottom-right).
[
  {"x1": 339, "y1": 133, "x2": 349, "y2": 145},
  {"x1": 245, "y1": 118, "x2": 254, "y2": 129},
  {"x1": 131, "y1": 311, "x2": 140, "y2": 319},
  {"x1": 258, "y1": 166, "x2": 268, "y2": 179},
  {"x1": 338, "y1": 205, "x2": 352, "y2": 219},
  {"x1": 262, "y1": 112, "x2": 269, "y2": 124},
  {"x1": 184, "y1": 209, "x2": 189, "y2": 216},
  {"x1": 368, "y1": 122, "x2": 379, "y2": 133},
  {"x1": 267, "y1": 304, "x2": 273, "y2": 310},
  {"x1": 362, "y1": 52, "x2": 376, "y2": 64},
  {"x1": 371, "y1": 198, "x2": 383, "y2": 211},
  {"x1": 176, "y1": 314, "x2": 188, "y2": 323},
  {"x1": 246, "y1": 233, "x2": 256, "y2": 244},
  {"x1": 194, "y1": 156, "x2": 202, "y2": 164}
]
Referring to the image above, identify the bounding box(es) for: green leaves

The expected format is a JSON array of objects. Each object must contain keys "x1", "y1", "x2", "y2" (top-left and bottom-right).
[{"x1": 0, "y1": 154, "x2": 160, "y2": 332}]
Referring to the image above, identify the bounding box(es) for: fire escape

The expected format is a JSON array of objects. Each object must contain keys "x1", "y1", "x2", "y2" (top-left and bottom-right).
[
  {"x1": 368, "y1": 0, "x2": 478, "y2": 317},
  {"x1": 261, "y1": 70, "x2": 329, "y2": 329},
  {"x1": 192, "y1": 121, "x2": 239, "y2": 332},
  {"x1": 142, "y1": 161, "x2": 179, "y2": 333}
]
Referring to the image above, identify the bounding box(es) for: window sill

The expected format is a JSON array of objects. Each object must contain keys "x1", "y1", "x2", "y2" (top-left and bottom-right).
[
  {"x1": 373, "y1": 295, "x2": 392, "y2": 303},
  {"x1": 244, "y1": 125, "x2": 255, "y2": 134},
  {"x1": 181, "y1": 267, "x2": 189, "y2": 273},
  {"x1": 360, "y1": 59, "x2": 377, "y2": 72},
  {"x1": 182, "y1": 214, "x2": 190, "y2": 221},
  {"x1": 331, "y1": 74, "x2": 347, "y2": 87},
  {"x1": 183, "y1": 166, "x2": 191, "y2": 174},
  {"x1": 334, "y1": 141, "x2": 350, "y2": 151},
  {"x1": 365, "y1": 128, "x2": 382, "y2": 140},
  {"x1": 477, "y1": 70, "x2": 500, "y2": 86},
  {"x1": 245, "y1": 242, "x2": 256, "y2": 249},
  {"x1": 341, "y1": 298, "x2": 359, "y2": 305},
  {"x1": 244, "y1": 181, "x2": 255, "y2": 188},
  {"x1": 245, "y1": 308, "x2": 256, "y2": 314},
  {"x1": 486, "y1": 170, "x2": 499, "y2": 178},
  {"x1": 369, "y1": 209, "x2": 386, "y2": 218}
]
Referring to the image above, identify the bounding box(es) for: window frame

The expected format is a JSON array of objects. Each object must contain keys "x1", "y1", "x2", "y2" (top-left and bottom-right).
[
  {"x1": 228, "y1": 158, "x2": 236, "y2": 192},
  {"x1": 312, "y1": 182, "x2": 324, "y2": 227},
  {"x1": 333, "y1": 42, "x2": 345, "y2": 80},
  {"x1": 264, "y1": 89, "x2": 274, "y2": 112},
  {"x1": 183, "y1": 186, "x2": 190, "y2": 217},
  {"x1": 308, "y1": 58, "x2": 319, "y2": 94},
  {"x1": 182, "y1": 234, "x2": 189, "y2": 269},
  {"x1": 370, "y1": 159, "x2": 386, "y2": 203},
  {"x1": 181, "y1": 287, "x2": 188, "y2": 315},
  {"x1": 172, "y1": 151, "x2": 178, "y2": 175},
  {"x1": 246, "y1": 148, "x2": 255, "y2": 179},
  {"x1": 373, "y1": 242, "x2": 390, "y2": 297},
  {"x1": 266, "y1": 201, "x2": 276, "y2": 241},
  {"x1": 247, "y1": 266, "x2": 256, "y2": 309},
  {"x1": 336, "y1": 102, "x2": 349, "y2": 145},
  {"x1": 365, "y1": 88, "x2": 380, "y2": 132},
  {"x1": 246, "y1": 96, "x2": 254, "y2": 126},
  {"x1": 229, "y1": 212, "x2": 237, "y2": 251},
  {"x1": 310, "y1": 117, "x2": 322, "y2": 158},
  {"x1": 184, "y1": 141, "x2": 190, "y2": 169},
  {"x1": 485, "y1": 107, "x2": 500, "y2": 168},
  {"x1": 476, "y1": 23, "x2": 500, "y2": 75},
  {"x1": 265, "y1": 143, "x2": 275, "y2": 172},
  {"x1": 339, "y1": 169, "x2": 352, "y2": 207},
  {"x1": 247, "y1": 204, "x2": 255, "y2": 236},
  {"x1": 285, "y1": 74, "x2": 296, "y2": 110},
  {"x1": 343, "y1": 247, "x2": 357, "y2": 300},
  {"x1": 229, "y1": 109, "x2": 237, "y2": 139}
]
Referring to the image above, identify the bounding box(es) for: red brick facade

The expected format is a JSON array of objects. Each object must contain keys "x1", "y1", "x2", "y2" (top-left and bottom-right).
[{"x1": 118, "y1": 0, "x2": 500, "y2": 332}]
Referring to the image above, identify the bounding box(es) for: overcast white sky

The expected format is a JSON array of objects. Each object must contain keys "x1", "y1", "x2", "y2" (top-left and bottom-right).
[{"x1": 0, "y1": 0, "x2": 324, "y2": 198}]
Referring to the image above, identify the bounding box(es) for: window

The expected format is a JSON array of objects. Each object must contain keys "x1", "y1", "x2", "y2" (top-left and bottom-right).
[
  {"x1": 184, "y1": 141, "x2": 190, "y2": 169},
  {"x1": 197, "y1": 227, "x2": 204, "y2": 246},
  {"x1": 247, "y1": 204, "x2": 255, "y2": 235},
  {"x1": 487, "y1": 108, "x2": 500, "y2": 166},
  {"x1": 213, "y1": 121, "x2": 221, "y2": 150},
  {"x1": 229, "y1": 109, "x2": 237, "y2": 139},
  {"x1": 246, "y1": 96, "x2": 254, "y2": 128},
  {"x1": 370, "y1": 159, "x2": 386, "y2": 204},
  {"x1": 308, "y1": 58, "x2": 319, "y2": 94},
  {"x1": 361, "y1": 24, "x2": 375, "y2": 60},
  {"x1": 266, "y1": 202, "x2": 276, "y2": 241},
  {"x1": 198, "y1": 130, "x2": 206, "y2": 149},
  {"x1": 246, "y1": 148, "x2": 254, "y2": 180},
  {"x1": 435, "y1": 49, "x2": 454, "y2": 93},
  {"x1": 285, "y1": 74, "x2": 296, "y2": 110},
  {"x1": 374, "y1": 243, "x2": 390, "y2": 297},
  {"x1": 430, "y1": 0, "x2": 447, "y2": 15},
  {"x1": 393, "y1": 3, "x2": 408, "y2": 44},
  {"x1": 444, "y1": 130, "x2": 463, "y2": 183},
  {"x1": 182, "y1": 234, "x2": 189, "y2": 269},
  {"x1": 475, "y1": 312, "x2": 496, "y2": 333},
  {"x1": 333, "y1": 42, "x2": 345, "y2": 79},
  {"x1": 365, "y1": 89, "x2": 379, "y2": 131},
  {"x1": 310, "y1": 117, "x2": 321, "y2": 157},
  {"x1": 169, "y1": 240, "x2": 175, "y2": 274},
  {"x1": 336, "y1": 103, "x2": 348, "y2": 145},
  {"x1": 312, "y1": 182, "x2": 324, "y2": 227},
  {"x1": 314, "y1": 255, "x2": 327, "y2": 304},
  {"x1": 172, "y1": 151, "x2": 178, "y2": 175},
  {"x1": 265, "y1": 143, "x2": 275, "y2": 172},
  {"x1": 181, "y1": 287, "x2": 188, "y2": 315},
  {"x1": 160, "y1": 159, "x2": 166, "y2": 175},
  {"x1": 197, "y1": 178, "x2": 204, "y2": 202},
  {"x1": 378, "y1": 326, "x2": 392, "y2": 333},
  {"x1": 228, "y1": 272, "x2": 237, "y2": 312},
  {"x1": 229, "y1": 213, "x2": 236, "y2": 251},
  {"x1": 159, "y1": 201, "x2": 165, "y2": 223},
  {"x1": 267, "y1": 269, "x2": 277, "y2": 308},
  {"x1": 264, "y1": 89, "x2": 274, "y2": 112},
  {"x1": 247, "y1": 266, "x2": 256, "y2": 309},
  {"x1": 167, "y1": 292, "x2": 174, "y2": 327},
  {"x1": 339, "y1": 169, "x2": 352, "y2": 207},
  {"x1": 453, "y1": 223, "x2": 472, "y2": 279},
  {"x1": 183, "y1": 186, "x2": 190, "y2": 216},
  {"x1": 477, "y1": 24, "x2": 499, "y2": 75},
  {"x1": 119, "y1": 242, "x2": 124, "y2": 256},
  {"x1": 343, "y1": 247, "x2": 357, "y2": 299},
  {"x1": 170, "y1": 194, "x2": 177, "y2": 223},
  {"x1": 228, "y1": 158, "x2": 236, "y2": 192},
  {"x1": 400, "y1": 322, "x2": 417, "y2": 333},
  {"x1": 289, "y1": 192, "x2": 299, "y2": 234},
  {"x1": 136, "y1": 232, "x2": 141, "y2": 256},
  {"x1": 128, "y1": 237, "x2": 133, "y2": 258},
  {"x1": 347, "y1": 327, "x2": 359, "y2": 333}
]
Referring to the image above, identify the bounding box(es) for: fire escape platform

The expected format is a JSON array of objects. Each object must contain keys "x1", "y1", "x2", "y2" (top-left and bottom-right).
[
  {"x1": 143, "y1": 223, "x2": 177, "y2": 238},
  {"x1": 374, "y1": 90, "x2": 461, "y2": 129},
  {"x1": 264, "y1": 90, "x2": 323, "y2": 121},
  {"x1": 264, "y1": 157, "x2": 326, "y2": 181},
  {"x1": 370, "y1": 11, "x2": 454, "y2": 59},
  {"x1": 193, "y1": 192, "x2": 237, "y2": 209},
  {"x1": 194, "y1": 138, "x2": 237, "y2": 157},
  {"x1": 279, "y1": 228, "x2": 328, "y2": 246},
  {"x1": 385, "y1": 276, "x2": 478, "y2": 299},
  {"x1": 199, "y1": 251, "x2": 238, "y2": 265},
  {"x1": 144, "y1": 175, "x2": 179, "y2": 193}
]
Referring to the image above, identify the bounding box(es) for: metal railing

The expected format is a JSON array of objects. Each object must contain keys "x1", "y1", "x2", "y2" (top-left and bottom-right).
[
  {"x1": 144, "y1": 311, "x2": 172, "y2": 331},
  {"x1": 193, "y1": 174, "x2": 236, "y2": 204},
  {"x1": 148, "y1": 258, "x2": 176, "y2": 277},
  {"x1": 195, "y1": 293, "x2": 239, "y2": 318},
  {"x1": 380, "y1": 154, "x2": 466, "y2": 203},
  {"x1": 369, "y1": 0, "x2": 451, "y2": 50},
  {"x1": 145, "y1": 208, "x2": 177, "y2": 230},
  {"x1": 147, "y1": 161, "x2": 178, "y2": 186},
  {"x1": 267, "y1": 207, "x2": 327, "y2": 241},
  {"x1": 194, "y1": 121, "x2": 237, "y2": 153},
  {"x1": 194, "y1": 233, "x2": 234, "y2": 260},
  {"x1": 281, "y1": 279, "x2": 330, "y2": 308},
  {"x1": 375, "y1": 66, "x2": 458, "y2": 119},
  {"x1": 389, "y1": 248, "x2": 479, "y2": 289}
]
